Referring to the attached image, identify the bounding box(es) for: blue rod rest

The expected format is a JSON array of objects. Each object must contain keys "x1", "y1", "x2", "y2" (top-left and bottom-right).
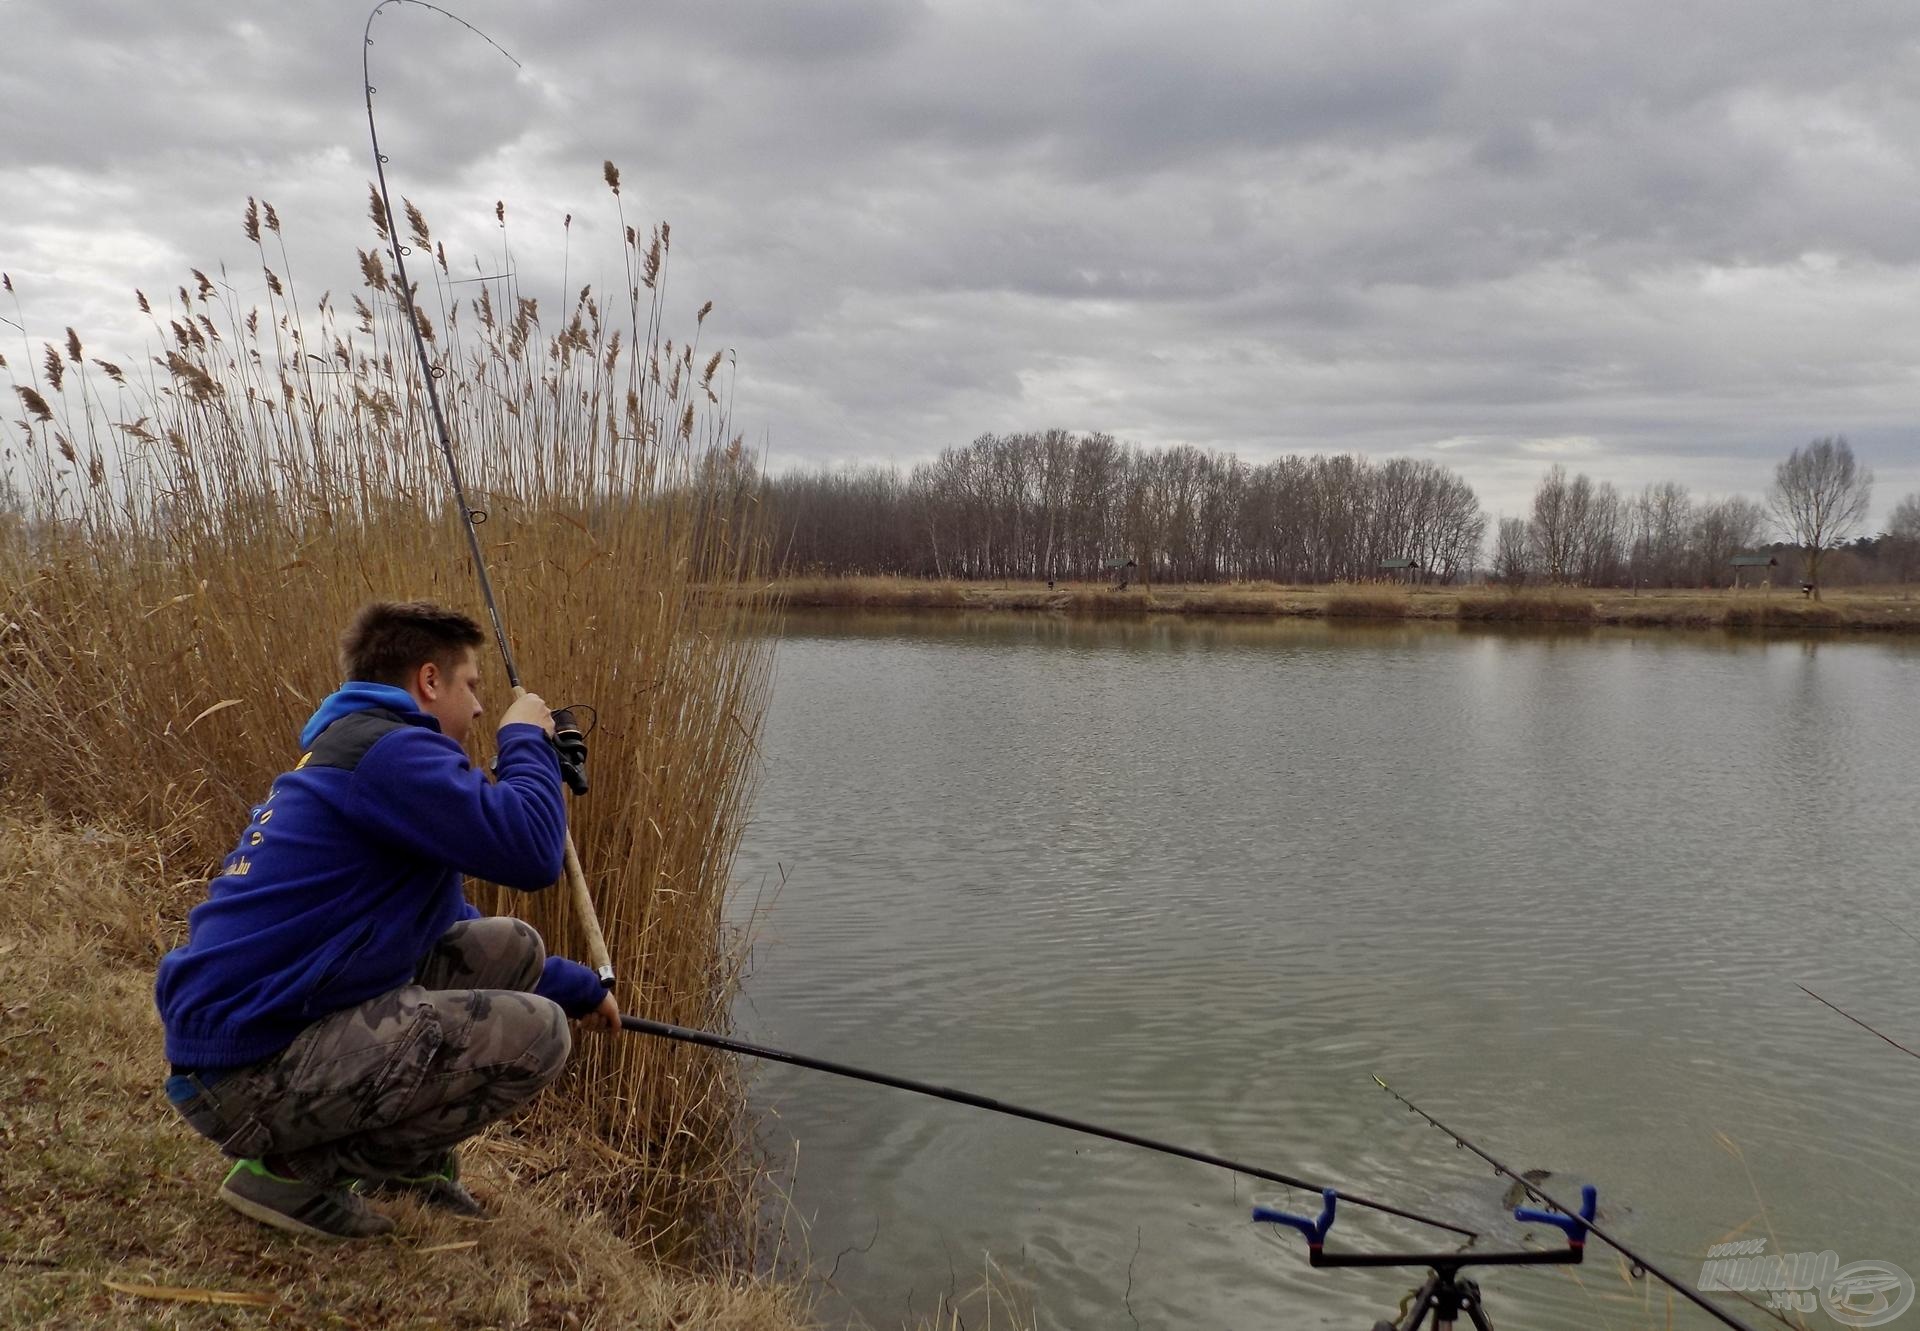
[
  {"x1": 1253, "y1": 1187, "x2": 1338, "y2": 1245},
  {"x1": 1514, "y1": 1184, "x2": 1597, "y2": 1246}
]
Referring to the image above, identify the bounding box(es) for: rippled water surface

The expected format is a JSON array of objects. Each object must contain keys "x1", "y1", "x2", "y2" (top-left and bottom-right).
[{"x1": 731, "y1": 612, "x2": 1920, "y2": 1330}]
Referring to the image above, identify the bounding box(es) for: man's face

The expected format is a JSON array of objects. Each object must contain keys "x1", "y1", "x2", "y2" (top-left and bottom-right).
[{"x1": 415, "y1": 648, "x2": 484, "y2": 745}]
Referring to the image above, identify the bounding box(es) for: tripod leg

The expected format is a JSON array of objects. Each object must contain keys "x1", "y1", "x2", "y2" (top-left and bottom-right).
[
  {"x1": 1384, "y1": 1275, "x2": 1439, "y2": 1331},
  {"x1": 1460, "y1": 1279, "x2": 1496, "y2": 1331}
]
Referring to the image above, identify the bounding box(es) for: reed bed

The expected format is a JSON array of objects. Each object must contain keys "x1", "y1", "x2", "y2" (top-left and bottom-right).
[
  {"x1": 1323, "y1": 585, "x2": 1414, "y2": 619},
  {"x1": 1720, "y1": 599, "x2": 1846, "y2": 629},
  {"x1": 1454, "y1": 590, "x2": 1599, "y2": 623},
  {"x1": 0, "y1": 174, "x2": 776, "y2": 1268}
]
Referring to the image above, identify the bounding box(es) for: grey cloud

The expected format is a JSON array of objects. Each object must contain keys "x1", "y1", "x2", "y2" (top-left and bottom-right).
[{"x1": 6, "y1": 0, "x2": 1920, "y2": 532}]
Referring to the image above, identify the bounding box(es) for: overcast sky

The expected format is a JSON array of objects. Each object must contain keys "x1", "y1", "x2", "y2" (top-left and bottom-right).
[{"x1": 6, "y1": 0, "x2": 1920, "y2": 524}]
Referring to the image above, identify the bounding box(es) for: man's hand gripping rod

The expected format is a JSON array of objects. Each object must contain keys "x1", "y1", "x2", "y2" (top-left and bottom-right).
[
  {"x1": 363, "y1": 0, "x2": 614, "y2": 988},
  {"x1": 523, "y1": 690, "x2": 614, "y2": 987}
]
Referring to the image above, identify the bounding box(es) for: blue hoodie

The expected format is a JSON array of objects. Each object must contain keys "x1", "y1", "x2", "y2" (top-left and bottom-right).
[{"x1": 155, "y1": 683, "x2": 606, "y2": 1070}]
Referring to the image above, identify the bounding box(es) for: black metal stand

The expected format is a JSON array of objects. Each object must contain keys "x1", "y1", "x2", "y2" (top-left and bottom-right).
[
  {"x1": 1382, "y1": 1267, "x2": 1492, "y2": 1331},
  {"x1": 1255, "y1": 1185, "x2": 1598, "y2": 1330}
]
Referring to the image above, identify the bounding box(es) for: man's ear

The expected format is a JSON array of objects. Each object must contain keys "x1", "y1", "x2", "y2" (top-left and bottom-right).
[{"x1": 415, "y1": 659, "x2": 441, "y2": 700}]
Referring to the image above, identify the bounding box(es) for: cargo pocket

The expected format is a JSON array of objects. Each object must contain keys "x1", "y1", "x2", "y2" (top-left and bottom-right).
[
  {"x1": 353, "y1": 999, "x2": 443, "y2": 1131},
  {"x1": 280, "y1": 988, "x2": 444, "y2": 1136}
]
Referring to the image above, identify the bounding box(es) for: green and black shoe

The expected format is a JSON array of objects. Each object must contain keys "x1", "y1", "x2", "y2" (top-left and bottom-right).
[
  {"x1": 362, "y1": 1151, "x2": 486, "y2": 1219},
  {"x1": 218, "y1": 1158, "x2": 395, "y2": 1239}
]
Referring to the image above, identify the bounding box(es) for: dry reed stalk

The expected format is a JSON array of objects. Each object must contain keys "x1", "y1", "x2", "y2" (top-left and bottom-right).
[
  {"x1": 1455, "y1": 590, "x2": 1598, "y2": 623},
  {"x1": 1323, "y1": 584, "x2": 1413, "y2": 618},
  {"x1": 1720, "y1": 600, "x2": 1845, "y2": 629},
  {"x1": 0, "y1": 178, "x2": 776, "y2": 1270}
]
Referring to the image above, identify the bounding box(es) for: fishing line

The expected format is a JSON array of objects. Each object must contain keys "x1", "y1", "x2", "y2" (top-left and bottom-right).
[
  {"x1": 362, "y1": 0, "x2": 521, "y2": 684},
  {"x1": 1796, "y1": 984, "x2": 1920, "y2": 1062}
]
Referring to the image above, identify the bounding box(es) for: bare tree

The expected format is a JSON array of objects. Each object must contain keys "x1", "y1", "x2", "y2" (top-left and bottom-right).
[
  {"x1": 1528, "y1": 465, "x2": 1583, "y2": 583},
  {"x1": 1493, "y1": 517, "x2": 1532, "y2": 586},
  {"x1": 1629, "y1": 481, "x2": 1694, "y2": 587},
  {"x1": 1768, "y1": 436, "x2": 1873, "y2": 598},
  {"x1": 1691, "y1": 495, "x2": 1767, "y2": 585},
  {"x1": 1888, "y1": 492, "x2": 1920, "y2": 583}
]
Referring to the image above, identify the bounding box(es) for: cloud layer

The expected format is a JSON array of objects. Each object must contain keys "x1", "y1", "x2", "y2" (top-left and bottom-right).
[{"x1": 6, "y1": 0, "x2": 1920, "y2": 520}]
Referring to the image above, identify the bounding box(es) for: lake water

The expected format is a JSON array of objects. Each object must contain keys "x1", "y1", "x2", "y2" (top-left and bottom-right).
[{"x1": 732, "y1": 611, "x2": 1920, "y2": 1330}]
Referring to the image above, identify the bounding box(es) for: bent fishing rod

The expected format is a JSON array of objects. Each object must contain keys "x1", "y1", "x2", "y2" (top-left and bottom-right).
[
  {"x1": 362, "y1": 0, "x2": 614, "y2": 984},
  {"x1": 1371, "y1": 1076, "x2": 1765, "y2": 1331},
  {"x1": 620, "y1": 1012, "x2": 1474, "y2": 1238}
]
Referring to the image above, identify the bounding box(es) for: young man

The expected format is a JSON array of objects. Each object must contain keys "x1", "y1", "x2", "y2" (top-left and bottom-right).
[{"x1": 155, "y1": 601, "x2": 619, "y2": 1239}]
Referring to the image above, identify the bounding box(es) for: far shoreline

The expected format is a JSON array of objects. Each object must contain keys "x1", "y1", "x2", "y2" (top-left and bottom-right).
[{"x1": 755, "y1": 576, "x2": 1920, "y2": 634}]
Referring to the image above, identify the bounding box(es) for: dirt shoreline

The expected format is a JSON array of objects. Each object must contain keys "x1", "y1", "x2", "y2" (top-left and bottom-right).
[{"x1": 758, "y1": 577, "x2": 1920, "y2": 634}]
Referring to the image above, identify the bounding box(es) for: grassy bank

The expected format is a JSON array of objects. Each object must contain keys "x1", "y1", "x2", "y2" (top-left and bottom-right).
[
  {"x1": 0, "y1": 805, "x2": 808, "y2": 1331},
  {"x1": 768, "y1": 576, "x2": 1920, "y2": 633}
]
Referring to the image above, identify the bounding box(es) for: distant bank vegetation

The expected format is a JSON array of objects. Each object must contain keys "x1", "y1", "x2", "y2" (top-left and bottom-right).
[
  {"x1": 771, "y1": 577, "x2": 1920, "y2": 632},
  {"x1": 755, "y1": 432, "x2": 1920, "y2": 592}
]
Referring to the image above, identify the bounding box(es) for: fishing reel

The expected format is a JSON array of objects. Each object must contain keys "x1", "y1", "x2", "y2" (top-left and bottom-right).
[{"x1": 550, "y1": 705, "x2": 591, "y2": 796}]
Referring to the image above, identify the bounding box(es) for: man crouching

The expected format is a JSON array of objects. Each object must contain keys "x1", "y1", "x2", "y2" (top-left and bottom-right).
[{"x1": 154, "y1": 601, "x2": 619, "y2": 1238}]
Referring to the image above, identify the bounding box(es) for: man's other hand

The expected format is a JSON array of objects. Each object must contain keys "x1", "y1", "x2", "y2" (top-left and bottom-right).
[
  {"x1": 501, "y1": 692, "x2": 557, "y2": 737},
  {"x1": 577, "y1": 990, "x2": 620, "y2": 1033}
]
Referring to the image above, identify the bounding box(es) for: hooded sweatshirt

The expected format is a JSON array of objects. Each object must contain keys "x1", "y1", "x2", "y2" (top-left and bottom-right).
[{"x1": 155, "y1": 682, "x2": 605, "y2": 1070}]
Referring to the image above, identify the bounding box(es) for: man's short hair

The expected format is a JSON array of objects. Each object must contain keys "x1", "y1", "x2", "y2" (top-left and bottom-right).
[{"x1": 340, "y1": 601, "x2": 486, "y2": 686}]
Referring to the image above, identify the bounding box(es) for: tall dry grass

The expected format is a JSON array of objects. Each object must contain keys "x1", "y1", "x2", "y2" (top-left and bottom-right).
[
  {"x1": 1454, "y1": 589, "x2": 1599, "y2": 623},
  {"x1": 1323, "y1": 584, "x2": 1413, "y2": 618},
  {"x1": 0, "y1": 172, "x2": 776, "y2": 1267}
]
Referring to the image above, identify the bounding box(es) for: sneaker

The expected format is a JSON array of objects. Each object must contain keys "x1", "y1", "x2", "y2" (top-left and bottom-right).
[
  {"x1": 363, "y1": 1152, "x2": 486, "y2": 1219},
  {"x1": 219, "y1": 1158, "x2": 395, "y2": 1239}
]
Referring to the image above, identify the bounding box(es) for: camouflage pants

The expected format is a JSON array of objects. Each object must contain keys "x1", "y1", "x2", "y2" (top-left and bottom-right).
[{"x1": 167, "y1": 918, "x2": 571, "y2": 1183}]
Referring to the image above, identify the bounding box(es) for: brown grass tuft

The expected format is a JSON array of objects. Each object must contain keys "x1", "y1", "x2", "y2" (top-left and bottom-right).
[
  {"x1": 366, "y1": 183, "x2": 389, "y2": 239},
  {"x1": 13, "y1": 385, "x2": 53, "y2": 422},
  {"x1": 1722, "y1": 600, "x2": 1845, "y2": 629},
  {"x1": 1324, "y1": 585, "x2": 1412, "y2": 618},
  {"x1": 403, "y1": 198, "x2": 430, "y2": 248},
  {"x1": 1456, "y1": 590, "x2": 1597, "y2": 623}
]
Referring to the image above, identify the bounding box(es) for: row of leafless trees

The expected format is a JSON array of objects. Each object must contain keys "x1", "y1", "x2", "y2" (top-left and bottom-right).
[
  {"x1": 760, "y1": 431, "x2": 1488, "y2": 583},
  {"x1": 1491, "y1": 469, "x2": 1773, "y2": 588},
  {"x1": 1492, "y1": 439, "x2": 1918, "y2": 590},
  {"x1": 749, "y1": 431, "x2": 1918, "y2": 589}
]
